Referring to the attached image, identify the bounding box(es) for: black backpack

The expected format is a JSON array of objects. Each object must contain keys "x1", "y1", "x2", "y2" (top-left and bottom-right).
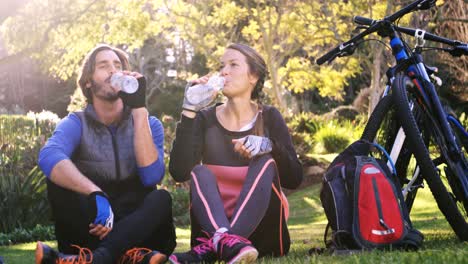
[{"x1": 318, "y1": 140, "x2": 423, "y2": 252}]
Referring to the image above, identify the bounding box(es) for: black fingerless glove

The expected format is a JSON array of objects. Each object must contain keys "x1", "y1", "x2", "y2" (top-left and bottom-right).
[
  {"x1": 118, "y1": 77, "x2": 146, "y2": 109},
  {"x1": 87, "y1": 191, "x2": 114, "y2": 228}
]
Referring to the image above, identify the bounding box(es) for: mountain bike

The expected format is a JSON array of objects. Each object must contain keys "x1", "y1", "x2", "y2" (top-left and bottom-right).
[{"x1": 316, "y1": 0, "x2": 468, "y2": 240}]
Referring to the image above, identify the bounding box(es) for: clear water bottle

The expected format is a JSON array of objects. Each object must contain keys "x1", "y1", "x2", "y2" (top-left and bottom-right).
[
  {"x1": 185, "y1": 74, "x2": 225, "y2": 105},
  {"x1": 110, "y1": 72, "x2": 139, "y2": 94}
]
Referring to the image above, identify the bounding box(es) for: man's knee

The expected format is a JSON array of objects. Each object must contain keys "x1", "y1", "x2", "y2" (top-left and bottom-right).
[{"x1": 146, "y1": 189, "x2": 172, "y2": 209}]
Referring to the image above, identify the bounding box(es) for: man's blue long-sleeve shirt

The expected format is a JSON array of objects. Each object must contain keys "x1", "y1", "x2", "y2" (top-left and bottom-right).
[{"x1": 38, "y1": 113, "x2": 165, "y2": 187}]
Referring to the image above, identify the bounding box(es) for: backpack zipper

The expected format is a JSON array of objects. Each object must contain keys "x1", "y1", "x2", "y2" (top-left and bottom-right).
[{"x1": 372, "y1": 177, "x2": 390, "y2": 230}]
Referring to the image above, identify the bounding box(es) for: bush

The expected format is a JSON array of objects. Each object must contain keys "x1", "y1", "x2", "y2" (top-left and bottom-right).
[
  {"x1": 30, "y1": 224, "x2": 55, "y2": 242},
  {"x1": 313, "y1": 123, "x2": 351, "y2": 154},
  {"x1": 0, "y1": 233, "x2": 10, "y2": 246},
  {"x1": 0, "y1": 225, "x2": 55, "y2": 246},
  {"x1": 0, "y1": 166, "x2": 50, "y2": 233},
  {"x1": 157, "y1": 114, "x2": 196, "y2": 227},
  {"x1": 0, "y1": 111, "x2": 58, "y2": 173},
  {"x1": 170, "y1": 187, "x2": 190, "y2": 226},
  {"x1": 286, "y1": 112, "x2": 324, "y2": 162},
  {"x1": 287, "y1": 112, "x2": 368, "y2": 157},
  {"x1": 0, "y1": 112, "x2": 58, "y2": 233},
  {"x1": 287, "y1": 112, "x2": 323, "y2": 134}
]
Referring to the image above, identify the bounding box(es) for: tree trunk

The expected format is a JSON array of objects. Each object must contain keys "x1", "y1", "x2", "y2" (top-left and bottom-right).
[
  {"x1": 270, "y1": 62, "x2": 286, "y2": 111},
  {"x1": 368, "y1": 46, "x2": 383, "y2": 116},
  {"x1": 367, "y1": 0, "x2": 394, "y2": 116}
]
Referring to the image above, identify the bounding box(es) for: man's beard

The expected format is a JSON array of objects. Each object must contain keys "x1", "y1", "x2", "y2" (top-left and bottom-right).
[{"x1": 90, "y1": 79, "x2": 120, "y2": 102}]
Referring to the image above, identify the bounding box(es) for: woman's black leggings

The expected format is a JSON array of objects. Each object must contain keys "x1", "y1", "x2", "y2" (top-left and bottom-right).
[{"x1": 189, "y1": 154, "x2": 290, "y2": 257}]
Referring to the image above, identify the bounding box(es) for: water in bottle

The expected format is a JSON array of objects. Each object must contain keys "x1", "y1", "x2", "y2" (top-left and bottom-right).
[
  {"x1": 110, "y1": 72, "x2": 139, "y2": 94},
  {"x1": 185, "y1": 74, "x2": 225, "y2": 106}
]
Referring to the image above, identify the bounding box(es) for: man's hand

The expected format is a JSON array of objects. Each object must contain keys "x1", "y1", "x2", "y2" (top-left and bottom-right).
[
  {"x1": 232, "y1": 135, "x2": 273, "y2": 159},
  {"x1": 118, "y1": 72, "x2": 146, "y2": 109},
  {"x1": 88, "y1": 191, "x2": 114, "y2": 240}
]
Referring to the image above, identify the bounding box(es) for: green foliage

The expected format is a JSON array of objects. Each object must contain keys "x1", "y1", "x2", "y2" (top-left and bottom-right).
[
  {"x1": 313, "y1": 123, "x2": 351, "y2": 154},
  {"x1": 148, "y1": 82, "x2": 185, "y2": 119},
  {"x1": 288, "y1": 112, "x2": 323, "y2": 135},
  {"x1": 2, "y1": 0, "x2": 465, "y2": 118},
  {"x1": 0, "y1": 225, "x2": 55, "y2": 246},
  {"x1": 1, "y1": 0, "x2": 159, "y2": 80},
  {"x1": 157, "y1": 114, "x2": 190, "y2": 226},
  {"x1": 0, "y1": 112, "x2": 58, "y2": 233},
  {"x1": 67, "y1": 87, "x2": 87, "y2": 113},
  {"x1": 0, "y1": 112, "x2": 58, "y2": 172},
  {"x1": 170, "y1": 187, "x2": 190, "y2": 227},
  {"x1": 287, "y1": 112, "x2": 366, "y2": 158},
  {"x1": 167, "y1": 0, "x2": 370, "y2": 108},
  {"x1": 0, "y1": 166, "x2": 50, "y2": 234},
  {"x1": 287, "y1": 112, "x2": 323, "y2": 162},
  {"x1": 128, "y1": 36, "x2": 189, "y2": 117},
  {"x1": 0, "y1": 0, "x2": 378, "y2": 112}
]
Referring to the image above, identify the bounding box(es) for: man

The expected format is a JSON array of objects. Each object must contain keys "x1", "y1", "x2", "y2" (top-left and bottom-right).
[{"x1": 36, "y1": 44, "x2": 176, "y2": 264}]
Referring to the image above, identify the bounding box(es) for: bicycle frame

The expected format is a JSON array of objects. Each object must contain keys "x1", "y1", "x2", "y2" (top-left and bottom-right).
[
  {"x1": 317, "y1": 0, "x2": 468, "y2": 240},
  {"x1": 375, "y1": 27, "x2": 468, "y2": 201},
  {"x1": 388, "y1": 31, "x2": 468, "y2": 199}
]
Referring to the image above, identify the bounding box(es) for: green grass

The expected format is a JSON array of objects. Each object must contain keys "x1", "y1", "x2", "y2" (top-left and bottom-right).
[{"x1": 1, "y1": 184, "x2": 467, "y2": 263}]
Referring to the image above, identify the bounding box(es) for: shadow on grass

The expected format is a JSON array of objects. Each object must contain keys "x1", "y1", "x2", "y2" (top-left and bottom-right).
[{"x1": 286, "y1": 184, "x2": 325, "y2": 226}]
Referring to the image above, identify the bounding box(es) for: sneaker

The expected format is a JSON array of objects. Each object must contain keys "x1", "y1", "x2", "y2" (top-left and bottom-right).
[
  {"x1": 118, "y1": 247, "x2": 166, "y2": 264},
  {"x1": 217, "y1": 233, "x2": 258, "y2": 264},
  {"x1": 35, "y1": 241, "x2": 92, "y2": 264},
  {"x1": 168, "y1": 236, "x2": 216, "y2": 264}
]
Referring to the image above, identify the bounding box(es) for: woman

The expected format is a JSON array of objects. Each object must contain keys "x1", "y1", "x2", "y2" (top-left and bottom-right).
[{"x1": 168, "y1": 43, "x2": 303, "y2": 264}]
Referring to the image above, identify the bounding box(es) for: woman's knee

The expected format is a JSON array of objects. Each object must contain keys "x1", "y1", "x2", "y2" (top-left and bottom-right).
[
  {"x1": 190, "y1": 165, "x2": 217, "y2": 183},
  {"x1": 192, "y1": 164, "x2": 211, "y2": 175},
  {"x1": 251, "y1": 154, "x2": 275, "y2": 166}
]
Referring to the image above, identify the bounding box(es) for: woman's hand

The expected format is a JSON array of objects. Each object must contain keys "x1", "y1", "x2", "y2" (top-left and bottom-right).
[
  {"x1": 190, "y1": 75, "x2": 210, "y2": 85},
  {"x1": 232, "y1": 135, "x2": 273, "y2": 159},
  {"x1": 182, "y1": 74, "x2": 219, "y2": 114}
]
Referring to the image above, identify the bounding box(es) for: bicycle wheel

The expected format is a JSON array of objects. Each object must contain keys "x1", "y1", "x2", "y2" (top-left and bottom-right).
[
  {"x1": 392, "y1": 73, "x2": 468, "y2": 241},
  {"x1": 361, "y1": 94, "x2": 424, "y2": 212},
  {"x1": 445, "y1": 106, "x2": 468, "y2": 153}
]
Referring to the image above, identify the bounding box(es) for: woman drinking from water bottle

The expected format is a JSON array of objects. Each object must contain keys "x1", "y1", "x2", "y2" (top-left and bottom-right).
[{"x1": 168, "y1": 43, "x2": 303, "y2": 264}]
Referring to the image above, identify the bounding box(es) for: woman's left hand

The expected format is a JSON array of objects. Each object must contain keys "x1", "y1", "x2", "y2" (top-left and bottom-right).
[{"x1": 232, "y1": 135, "x2": 272, "y2": 159}]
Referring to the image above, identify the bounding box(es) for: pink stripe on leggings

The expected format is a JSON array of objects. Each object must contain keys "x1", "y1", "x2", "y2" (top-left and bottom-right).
[
  {"x1": 191, "y1": 171, "x2": 219, "y2": 230},
  {"x1": 230, "y1": 158, "x2": 275, "y2": 227}
]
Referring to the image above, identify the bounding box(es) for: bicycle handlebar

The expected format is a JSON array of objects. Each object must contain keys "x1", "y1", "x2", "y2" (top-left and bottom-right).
[
  {"x1": 449, "y1": 45, "x2": 468, "y2": 57},
  {"x1": 316, "y1": 0, "x2": 465, "y2": 65},
  {"x1": 354, "y1": 16, "x2": 376, "y2": 26},
  {"x1": 395, "y1": 26, "x2": 464, "y2": 47},
  {"x1": 385, "y1": 0, "x2": 436, "y2": 22},
  {"x1": 316, "y1": 45, "x2": 342, "y2": 65}
]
